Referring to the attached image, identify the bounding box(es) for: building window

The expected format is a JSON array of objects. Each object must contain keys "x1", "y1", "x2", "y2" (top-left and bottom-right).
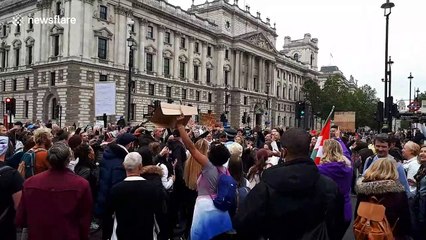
[
  {"x1": 130, "y1": 103, "x2": 136, "y2": 120},
  {"x1": 29, "y1": 19, "x2": 33, "y2": 30},
  {"x1": 224, "y1": 71, "x2": 229, "y2": 85},
  {"x1": 51, "y1": 98, "x2": 57, "y2": 119},
  {"x1": 293, "y1": 53, "x2": 299, "y2": 61},
  {"x1": 56, "y1": 1, "x2": 62, "y2": 16},
  {"x1": 12, "y1": 79, "x2": 17, "y2": 91},
  {"x1": 2, "y1": 25, "x2": 6, "y2": 37},
  {"x1": 166, "y1": 86, "x2": 172, "y2": 98},
  {"x1": 99, "y1": 5, "x2": 108, "y2": 20},
  {"x1": 15, "y1": 48, "x2": 20, "y2": 67},
  {"x1": 207, "y1": 46, "x2": 212, "y2": 57},
  {"x1": 206, "y1": 69, "x2": 211, "y2": 83},
  {"x1": 148, "y1": 84, "x2": 154, "y2": 95},
  {"x1": 53, "y1": 35, "x2": 60, "y2": 56},
  {"x1": 24, "y1": 100, "x2": 29, "y2": 118},
  {"x1": 164, "y1": 32, "x2": 170, "y2": 44},
  {"x1": 283, "y1": 87, "x2": 286, "y2": 99},
  {"x1": 146, "y1": 53, "x2": 153, "y2": 72},
  {"x1": 99, "y1": 74, "x2": 107, "y2": 81},
  {"x1": 276, "y1": 86, "x2": 280, "y2": 98},
  {"x1": 1, "y1": 50, "x2": 5, "y2": 68},
  {"x1": 208, "y1": 92, "x2": 212, "y2": 102},
  {"x1": 244, "y1": 96, "x2": 248, "y2": 105},
  {"x1": 2, "y1": 80, "x2": 5, "y2": 91},
  {"x1": 194, "y1": 91, "x2": 200, "y2": 101},
  {"x1": 182, "y1": 88, "x2": 187, "y2": 100},
  {"x1": 180, "y1": 37, "x2": 186, "y2": 49},
  {"x1": 179, "y1": 62, "x2": 185, "y2": 79},
  {"x1": 16, "y1": 24, "x2": 20, "y2": 33},
  {"x1": 27, "y1": 46, "x2": 33, "y2": 65},
  {"x1": 225, "y1": 49, "x2": 229, "y2": 59},
  {"x1": 98, "y1": 38, "x2": 107, "y2": 59},
  {"x1": 195, "y1": 42, "x2": 199, "y2": 53},
  {"x1": 288, "y1": 88, "x2": 292, "y2": 100},
  {"x1": 25, "y1": 77, "x2": 29, "y2": 90},
  {"x1": 254, "y1": 78, "x2": 258, "y2": 91},
  {"x1": 51, "y1": 71, "x2": 56, "y2": 86},
  {"x1": 194, "y1": 65, "x2": 199, "y2": 81},
  {"x1": 147, "y1": 26, "x2": 153, "y2": 39},
  {"x1": 164, "y1": 58, "x2": 170, "y2": 76},
  {"x1": 277, "y1": 70, "x2": 280, "y2": 78}
]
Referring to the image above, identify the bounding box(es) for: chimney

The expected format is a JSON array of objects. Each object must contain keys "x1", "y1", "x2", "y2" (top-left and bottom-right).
[{"x1": 284, "y1": 36, "x2": 291, "y2": 46}]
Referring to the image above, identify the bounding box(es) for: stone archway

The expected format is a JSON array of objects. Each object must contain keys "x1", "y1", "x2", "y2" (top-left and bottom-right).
[{"x1": 43, "y1": 91, "x2": 60, "y2": 123}]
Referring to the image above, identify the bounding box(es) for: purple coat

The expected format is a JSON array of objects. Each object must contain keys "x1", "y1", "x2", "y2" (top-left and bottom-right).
[{"x1": 318, "y1": 162, "x2": 353, "y2": 222}]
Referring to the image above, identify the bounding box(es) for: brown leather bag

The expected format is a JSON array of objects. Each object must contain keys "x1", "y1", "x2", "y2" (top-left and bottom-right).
[{"x1": 353, "y1": 198, "x2": 396, "y2": 240}]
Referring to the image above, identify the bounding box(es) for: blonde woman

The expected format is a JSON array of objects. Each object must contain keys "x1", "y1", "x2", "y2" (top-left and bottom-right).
[
  {"x1": 317, "y1": 139, "x2": 353, "y2": 240},
  {"x1": 183, "y1": 139, "x2": 209, "y2": 190},
  {"x1": 356, "y1": 158, "x2": 411, "y2": 239},
  {"x1": 182, "y1": 138, "x2": 209, "y2": 238},
  {"x1": 402, "y1": 141, "x2": 421, "y2": 194}
]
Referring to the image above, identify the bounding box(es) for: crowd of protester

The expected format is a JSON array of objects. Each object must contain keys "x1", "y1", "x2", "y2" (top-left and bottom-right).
[{"x1": 1, "y1": 119, "x2": 426, "y2": 240}]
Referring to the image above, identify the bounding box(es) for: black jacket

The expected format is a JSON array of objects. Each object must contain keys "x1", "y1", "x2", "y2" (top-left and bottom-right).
[{"x1": 234, "y1": 157, "x2": 341, "y2": 240}]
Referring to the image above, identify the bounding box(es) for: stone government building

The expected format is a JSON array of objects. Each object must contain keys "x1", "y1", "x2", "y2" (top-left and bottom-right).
[{"x1": 0, "y1": 0, "x2": 320, "y2": 128}]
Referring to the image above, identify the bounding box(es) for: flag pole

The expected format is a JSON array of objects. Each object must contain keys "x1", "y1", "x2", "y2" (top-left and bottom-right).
[{"x1": 324, "y1": 106, "x2": 335, "y2": 124}]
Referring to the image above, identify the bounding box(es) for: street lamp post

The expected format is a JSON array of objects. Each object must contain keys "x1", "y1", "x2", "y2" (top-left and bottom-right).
[
  {"x1": 381, "y1": 0, "x2": 394, "y2": 129},
  {"x1": 416, "y1": 88, "x2": 420, "y2": 99},
  {"x1": 127, "y1": 19, "x2": 136, "y2": 122},
  {"x1": 387, "y1": 56, "x2": 394, "y2": 128},
  {"x1": 408, "y1": 72, "x2": 413, "y2": 105}
]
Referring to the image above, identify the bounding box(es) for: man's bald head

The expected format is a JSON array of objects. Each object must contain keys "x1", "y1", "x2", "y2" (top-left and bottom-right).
[{"x1": 281, "y1": 128, "x2": 310, "y2": 159}]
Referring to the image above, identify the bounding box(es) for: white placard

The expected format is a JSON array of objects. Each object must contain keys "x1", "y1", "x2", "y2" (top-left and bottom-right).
[{"x1": 95, "y1": 82, "x2": 116, "y2": 116}]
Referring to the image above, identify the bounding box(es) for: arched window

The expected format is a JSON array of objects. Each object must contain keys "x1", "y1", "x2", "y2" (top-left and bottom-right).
[
  {"x1": 51, "y1": 98, "x2": 57, "y2": 119},
  {"x1": 293, "y1": 53, "x2": 299, "y2": 61}
]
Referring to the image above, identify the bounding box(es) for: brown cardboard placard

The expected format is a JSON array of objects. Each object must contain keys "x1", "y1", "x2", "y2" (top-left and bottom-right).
[{"x1": 150, "y1": 102, "x2": 198, "y2": 128}]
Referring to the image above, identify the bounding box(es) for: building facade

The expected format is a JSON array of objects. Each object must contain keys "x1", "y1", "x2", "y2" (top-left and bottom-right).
[
  {"x1": 318, "y1": 65, "x2": 358, "y2": 91},
  {"x1": 0, "y1": 0, "x2": 320, "y2": 128}
]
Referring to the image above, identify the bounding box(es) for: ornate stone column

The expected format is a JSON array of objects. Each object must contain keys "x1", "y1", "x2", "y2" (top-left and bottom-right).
[
  {"x1": 157, "y1": 25, "x2": 165, "y2": 76},
  {"x1": 173, "y1": 31, "x2": 181, "y2": 79},
  {"x1": 201, "y1": 41, "x2": 207, "y2": 84},
  {"x1": 258, "y1": 58, "x2": 264, "y2": 92},
  {"x1": 188, "y1": 37, "x2": 195, "y2": 81},
  {"x1": 247, "y1": 54, "x2": 253, "y2": 90},
  {"x1": 216, "y1": 44, "x2": 225, "y2": 86},
  {"x1": 138, "y1": 18, "x2": 146, "y2": 73},
  {"x1": 234, "y1": 50, "x2": 240, "y2": 88}
]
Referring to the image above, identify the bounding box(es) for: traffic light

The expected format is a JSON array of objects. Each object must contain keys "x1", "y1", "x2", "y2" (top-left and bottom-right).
[
  {"x1": 295, "y1": 101, "x2": 306, "y2": 119},
  {"x1": 376, "y1": 101, "x2": 384, "y2": 123},
  {"x1": 5, "y1": 97, "x2": 16, "y2": 115},
  {"x1": 392, "y1": 104, "x2": 399, "y2": 118}
]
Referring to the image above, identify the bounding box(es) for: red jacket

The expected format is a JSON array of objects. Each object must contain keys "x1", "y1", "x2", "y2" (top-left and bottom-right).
[{"x1": 16, "y1": 169, "x2": 92, "y2": 240}]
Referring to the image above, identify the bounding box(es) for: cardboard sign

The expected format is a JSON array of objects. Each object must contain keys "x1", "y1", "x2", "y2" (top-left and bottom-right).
[
  {"x1": 150, "y1": 102, "x2": 198, "y2": 128},
  {"x1": 333, "y1": 111, "x2": 356, "y2": 132}
]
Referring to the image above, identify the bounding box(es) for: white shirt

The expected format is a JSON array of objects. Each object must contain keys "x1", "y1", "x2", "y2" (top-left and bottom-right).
[
  {"x1": 403, "y1": 156, "x2": 421, "y2": 193},
  {"x1": 157, "y1": 163, "x2": 174, "y2": 190}
]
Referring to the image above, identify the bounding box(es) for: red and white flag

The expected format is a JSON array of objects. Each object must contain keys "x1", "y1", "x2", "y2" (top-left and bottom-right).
[{"x1": 311, "y1": 119, "x2": 331, "y2": 165}]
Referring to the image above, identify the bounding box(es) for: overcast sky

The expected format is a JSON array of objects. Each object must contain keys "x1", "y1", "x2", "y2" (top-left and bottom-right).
[{"x1": 171, "y1": 0, "x2": 426, "y2": 103}]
